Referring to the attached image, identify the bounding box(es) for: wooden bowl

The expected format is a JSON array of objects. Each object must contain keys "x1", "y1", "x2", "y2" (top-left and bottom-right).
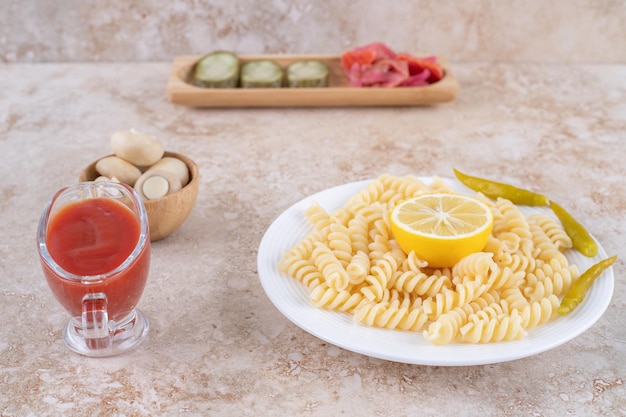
[{"x1": 79, "y1": 151, "x2": 200, "y2": 242}]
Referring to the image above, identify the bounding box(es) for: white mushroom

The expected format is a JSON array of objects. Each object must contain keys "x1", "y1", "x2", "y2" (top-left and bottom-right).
[
  {"x1": 111, "y1": 129, "x2": 164, "y2": 167},
  {"x1": 134, "y1": 169, "x2": 182, "y2": 200},
  {"x1": 95, "y1": 156, "x2": 142, "y2": 186}
]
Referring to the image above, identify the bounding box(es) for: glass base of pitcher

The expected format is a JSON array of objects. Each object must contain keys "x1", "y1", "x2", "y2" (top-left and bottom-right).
[{"x1": 63, "y1": 309, "x2": 149, "y2": 357}]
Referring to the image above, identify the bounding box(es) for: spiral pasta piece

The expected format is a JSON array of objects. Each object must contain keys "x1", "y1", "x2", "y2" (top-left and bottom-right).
[
  {"x1": 469, "y1": 300, "x2": 510, "y2": 323},
  {"x1": 521, "y1": 271, "x2": 553, "y2": 302},
  {"x1": 346, "y1": 250, "x2": 370, "y2": 284},
  {"x1": 530, "y1": 224, "x2": 569, "y2": 266},
  {"x1": 523, "y1": 260, "x2": 579, "y2": 301},
  {"x1": 355, "y1": 201, "x2": 386, "y2": 223},
  {"x1": 402, "y1": 251, "x2": 429, "y2": 272},
  {"x1": 368, "y1": 234, "x2": 391, "y2": 262},
  {"x1": 348, "y1": 177, "x2": 400, "y2": 207},
  {"x1": 312, "y1": 242, "x2": 350, "y2": 291},
  {"x1": 493, "y1": 198, "x2": 532, "y2": 240},
  {"x1": 328, "y1": 222, "x2": 352, "y2": 267},
  {"x1": 391, "y1": 269, "x2": 453, "y2": 297},
  {"x1": 305, "y1": 202, "x2": 331, "y2": 233},
  {"x1": 452, "y1": 252, "x2": 496, "y2": 284},
  {"x1": 380, "y1": 174, "x2": 432, "y2": 200},
  {"x1": 500, "y1": 287, "x2": 530, "y2": 311},
  {"x1": 423, "y1": 304, "x2": 475, "y2": 345},
  {"x1": 329, "y1": 206, "x2": 354, "y2": 228},
  {"x1": 347, "y1": 213, "x2": 371, "y2": 254},
  {"x1": 354, "y1": 295, "x2": 429, "y2": 331},
  {"x1": 423, "y1": 282, "x2": 487, "y2": 319},
  {"x1": 280, "y1": 230, "x2": 324, "y2": 262},
  {"x1": 368, "y1": 213, "x2": 392, "y2": 241},
  {"x1": 310, "y1": 282, "x2": 363, "y2": 313},
  {"x1": 469, "y1": 290, "x2": 502, "y2": 311},
  {"x1": 486, "y1": 266, "x2": 526, "y2": 290},
  {"x1": 360, "y1": 252, "x2": 399, "y2": 302},
  {"x1": 459, "y1": 310, "x2": 527, "y2": 343},
  {"x1": 279, "y1": 256, "x2": 323, "y2": 291},
  {"x1": 528, "y1": 213, "x2": 573, "y2": 250},
  {"x1": 496, "y1": 231, "x2": 522, "y2": 253},
  {"x1": 518, "y1": 295, "x2": 560, "y2": 330},
  {"x1": 497, "y1": 251, "x2": 535, "y2": 275}
]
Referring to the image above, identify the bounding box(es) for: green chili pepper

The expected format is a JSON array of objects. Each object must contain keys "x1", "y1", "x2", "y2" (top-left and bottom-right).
[
  {"x1": 453, "y1": 169, "x2": 549, "y2": 206},
  {"x1": 558, "y1": 255, "x2": 617, "y2": 315},
  {"x1": 549, "y1": 200, "x2": 598, "y2": 257}
]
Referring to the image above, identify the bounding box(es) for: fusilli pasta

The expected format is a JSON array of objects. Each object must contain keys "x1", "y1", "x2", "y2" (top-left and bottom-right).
[{"x1": 279, "y1": 173, "x2": 580, "y2": 345}]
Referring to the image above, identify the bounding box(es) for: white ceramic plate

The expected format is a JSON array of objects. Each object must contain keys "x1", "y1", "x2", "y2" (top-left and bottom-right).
[{"x1": 257, "y1": 178, "x2": 615, "y2": 366}]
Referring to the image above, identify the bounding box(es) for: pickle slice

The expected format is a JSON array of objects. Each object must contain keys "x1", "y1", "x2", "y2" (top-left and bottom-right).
[
  {"x1": 286, "y1": 60, "x2": 329, "y2": 88},
  {"x1": 192, "y1": 51, "x2": 239, "y2": 88},
  {"x1": 240, "y1": 60, "x2": 283, "y2": 88}
]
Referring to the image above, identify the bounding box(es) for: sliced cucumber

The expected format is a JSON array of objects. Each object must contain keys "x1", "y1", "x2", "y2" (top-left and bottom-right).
[
  {"x1": 193, "y1": 51, "x2": 240, "y2": 88},
  {"x1": 240, "y1": 60, "x2": 283, "y2": 88},
  {"x1": 286, "y1": 60, "x2": 329, "y2": 88}
]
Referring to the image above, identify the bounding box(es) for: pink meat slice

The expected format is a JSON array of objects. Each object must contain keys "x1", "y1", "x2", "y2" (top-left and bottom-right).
[{"x1": 341, "y1": 42, "x2": 442, "y2": 87}]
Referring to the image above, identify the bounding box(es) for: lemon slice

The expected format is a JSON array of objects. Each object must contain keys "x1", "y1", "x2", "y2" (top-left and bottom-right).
[{"x1": 390, "y1": 194, "x2": 494, "y2": 268}]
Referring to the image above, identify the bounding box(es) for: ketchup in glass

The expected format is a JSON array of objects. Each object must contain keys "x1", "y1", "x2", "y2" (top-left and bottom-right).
[{"x1": 42, "y1": 197, "x2": 150, "y2": 321}]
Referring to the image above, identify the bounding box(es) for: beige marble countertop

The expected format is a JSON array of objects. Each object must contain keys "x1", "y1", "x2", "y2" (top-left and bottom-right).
[{"x1": 1, "y1": 61, "x2": 625, "y2": 416}]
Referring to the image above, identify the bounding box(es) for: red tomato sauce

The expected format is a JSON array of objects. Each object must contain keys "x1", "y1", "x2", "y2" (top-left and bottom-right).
[{"x1": 42, "y1": 198, "x2": 150, "y2": 321}]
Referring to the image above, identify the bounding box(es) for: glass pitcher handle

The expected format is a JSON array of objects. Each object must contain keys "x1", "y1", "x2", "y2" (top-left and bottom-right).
[{"x1": 82, "y1": 292, "x2": 111, "y2": 349}]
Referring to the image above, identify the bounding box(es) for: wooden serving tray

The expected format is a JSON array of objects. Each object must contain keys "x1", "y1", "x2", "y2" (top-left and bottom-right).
[{"x1": 166, "y1": 54, "x2": 458, "y2": 107}]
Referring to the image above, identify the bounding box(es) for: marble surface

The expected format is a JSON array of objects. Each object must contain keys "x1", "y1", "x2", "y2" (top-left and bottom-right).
[
  {"x1": 2, "y1": 0, "x2": 626, "y2": 63},
  {"x1": 1, "y1": 60, "x2": 626, "y2": 416}
]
